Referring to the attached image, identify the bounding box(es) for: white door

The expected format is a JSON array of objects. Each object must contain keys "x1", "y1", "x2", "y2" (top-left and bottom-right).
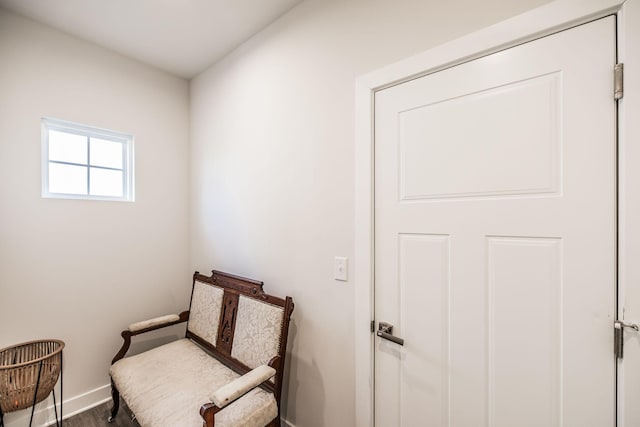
[{"x1": 374, "y1": 16, "x2": 616, "y2": 427}]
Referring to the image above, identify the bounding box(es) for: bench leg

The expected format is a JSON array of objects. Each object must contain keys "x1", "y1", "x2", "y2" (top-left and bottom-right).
[{"x1": 108, "y1": 380, "x2": 120, "y2": 422}]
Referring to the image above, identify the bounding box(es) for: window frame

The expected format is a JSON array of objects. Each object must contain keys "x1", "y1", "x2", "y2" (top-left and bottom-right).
[{"x1": 41, "y1": 117, "x2": 135, "y2": 202}]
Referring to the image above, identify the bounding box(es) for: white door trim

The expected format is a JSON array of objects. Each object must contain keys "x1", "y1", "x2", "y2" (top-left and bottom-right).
[
  {"x1": 616, "y1": 1, "x2": 640, "y2": 427},
  {"x1": 354, "y1": 0, "x2": 636, "y2": 425}
]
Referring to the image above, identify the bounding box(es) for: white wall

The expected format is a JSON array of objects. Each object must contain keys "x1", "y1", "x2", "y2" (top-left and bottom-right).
[
  {"x1": 190, "y1": 0, "x2": 550, "y2": 426},
  {"x1": 0, "y1": 9, "x2": 190, "y2": 425}
]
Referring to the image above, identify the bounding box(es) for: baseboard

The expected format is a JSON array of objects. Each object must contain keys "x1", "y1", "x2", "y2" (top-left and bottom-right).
[
  {"x1": 2, "y1": 383, "x2": 111, "y2": 427},
  {"x1": 3, "y1": 385, "x2": 294, "y2": 427},
  {"x1": 281, "y1": 417, "x2": 297, "y2": 427}
]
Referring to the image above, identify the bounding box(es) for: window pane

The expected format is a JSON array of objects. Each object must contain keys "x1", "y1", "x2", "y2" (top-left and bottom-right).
[
  {"x1": 49, "y1": 163, "x2": 87, "y2": 195},
  {"x1": 90, "y1": 137, "x2": 123, "y2": 169},
  {"x1": 90, "y1": 167, "x2": 123, "y2": 197},
  {"x1": 49, "y1": 130, "x2": 87, "y2": 164},
  {"x1": 42, "y1": 117, "x2": 134, "y2": 201}
]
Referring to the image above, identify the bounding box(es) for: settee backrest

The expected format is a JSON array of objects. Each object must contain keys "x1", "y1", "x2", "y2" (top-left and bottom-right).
[
  {"x1": 186, "y1": 271, "x2": 294, "y2": 400},
  {"x1": 187, "y1": 279, "x2": 224, "y2": 347}
]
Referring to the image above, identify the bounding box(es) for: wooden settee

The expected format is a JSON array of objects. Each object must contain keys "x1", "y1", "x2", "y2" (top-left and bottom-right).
[{"x1": 108, "y1": 270, "x2": 294, "y2": 427}]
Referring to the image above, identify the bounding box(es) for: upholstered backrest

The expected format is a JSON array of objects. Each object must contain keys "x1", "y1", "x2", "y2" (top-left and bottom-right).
[
  {"x1": 231, "y1": 296, "x2": 284, "y2": 372},
  {"x1": 187, "y1": 280, "x2": 224, "y2": 348},
  {"x1": 185, "y1": 271, "x2": 294, "y2": 402}
]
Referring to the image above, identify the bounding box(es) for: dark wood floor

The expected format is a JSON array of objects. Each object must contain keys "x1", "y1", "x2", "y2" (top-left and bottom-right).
[{"x1": 63, "y1": 401, "x2": 140, "y2": 427}]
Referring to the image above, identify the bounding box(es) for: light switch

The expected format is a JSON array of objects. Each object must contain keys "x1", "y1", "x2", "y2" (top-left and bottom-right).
[{"x1": 334, "y1": 256, "x2": 348, "y2": 281}]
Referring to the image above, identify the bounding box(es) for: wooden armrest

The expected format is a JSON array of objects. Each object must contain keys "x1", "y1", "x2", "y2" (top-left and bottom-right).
[
  {"x1": 111, "y1": 310, "x2": 189, "y2": 365},
  {"x1": 126, "y1": 310, "x2": 189, "y2": 336},
  {"x1": 210, "y1": 365, "x2": 276, "y2": 409},
  {"x1": 200, "y1": 364, "x2": 276, "y2": 426},
  {"x1": 128, "y1": 314, "x2": 181, "y2": 332}
]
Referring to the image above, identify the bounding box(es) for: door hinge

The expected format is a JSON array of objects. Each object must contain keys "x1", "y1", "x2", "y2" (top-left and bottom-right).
[
  {"x1": 371, "y1": 320, "x2": 375, "y2": 333},
  {"x1": 615, "y1": 320, "x2": 639, "y2": 359},
  {"x1": 614, "y1": 63, "x2": 624, "y2": 100}
]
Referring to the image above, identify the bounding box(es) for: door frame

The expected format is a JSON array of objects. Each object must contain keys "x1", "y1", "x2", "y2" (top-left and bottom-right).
[{"x1": 354, "y1": 0, "x2": 639, "y2": 425}]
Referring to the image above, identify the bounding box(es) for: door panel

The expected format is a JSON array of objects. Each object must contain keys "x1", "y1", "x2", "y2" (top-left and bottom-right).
[
  {"x1": 399, "y1": 72, "x2": 560, "y2": 200},
  {"x1": 374, "y1": 17, "x2": 616, "y2": 427},
  {"x1": 487, "y1": 236, "x2": 562, "y2": 426}
]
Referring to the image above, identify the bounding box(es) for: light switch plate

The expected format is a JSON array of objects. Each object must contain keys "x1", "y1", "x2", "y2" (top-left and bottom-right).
[{"x1": 334, "y1": 256, "x2": 348, "y2": 281}]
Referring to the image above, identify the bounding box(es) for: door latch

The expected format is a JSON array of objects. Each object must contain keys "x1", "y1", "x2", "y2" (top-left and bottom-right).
[{"x1": 376, "y1": 322, "x2": 405, "y2": 346}]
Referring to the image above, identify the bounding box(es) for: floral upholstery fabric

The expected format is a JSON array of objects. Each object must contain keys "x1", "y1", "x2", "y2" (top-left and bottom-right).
[
  {"x1": 231, "y1": 296, "x2": 284, "y2": 374},
  {"x1": 128, "y1": 314, "x2": 180, "y2": 332},
  {"x1": 187, "y1": 280, "x2": 223, "y2": 347},
  {"x1": 110, "y1": 339, "x2": 277, "y2": 427},
  {"x1": 211, "y1": 365, "x2": 276, "y2": 408}
]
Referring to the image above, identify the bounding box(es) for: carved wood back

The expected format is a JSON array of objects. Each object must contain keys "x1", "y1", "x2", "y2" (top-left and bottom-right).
[{"x1": 185, "y1": 270, "x2": 294, "y2": 407}]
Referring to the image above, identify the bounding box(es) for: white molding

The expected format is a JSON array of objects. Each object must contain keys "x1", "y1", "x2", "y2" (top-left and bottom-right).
[
  {"x1": 3, "y1": 384, "x2": 300, "y2": 427},
  {"x1": 281, "y1": 417, "x2": 297, "y2": 427},
  {"x1": 2, "y1": 384, "x2": 111, "y2": 427},
  {"x1": 617, "y1": 1, "x2": 640, "y2": 426},
  {"x1": 354, "y1": 0, "x2": 627, "y2": 425}
]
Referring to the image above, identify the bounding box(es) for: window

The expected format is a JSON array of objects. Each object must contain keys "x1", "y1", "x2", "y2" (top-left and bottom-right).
[{"x1": 42, "y1": 117, "x2": 134, "y2": 201}]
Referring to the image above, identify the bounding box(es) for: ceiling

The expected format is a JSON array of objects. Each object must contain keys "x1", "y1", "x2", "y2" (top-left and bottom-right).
[{"x1": 0, "y1": 0, "x2": 303, "y2": 79}]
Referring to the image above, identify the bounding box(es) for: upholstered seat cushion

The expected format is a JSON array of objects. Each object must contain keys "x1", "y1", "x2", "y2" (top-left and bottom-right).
[{"x1": 110, "y1": 339, "x2": 277, "y2": 427}]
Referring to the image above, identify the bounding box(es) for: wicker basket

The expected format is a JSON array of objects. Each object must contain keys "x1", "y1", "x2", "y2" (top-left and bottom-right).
[{"x1": 0, "y1": 340, "x2": 64, "y2": 414}]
